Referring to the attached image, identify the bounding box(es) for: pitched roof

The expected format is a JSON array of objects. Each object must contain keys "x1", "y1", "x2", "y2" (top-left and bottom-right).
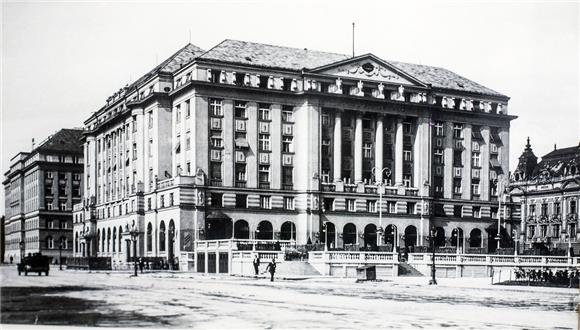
[
  {"x1": 127, "y1": 43, "x2": 205, "y2": 91},
  {"x1": 198, "y1": 39, "x2": 506, "y2": 97},
  {"x1": 35, "y1": 129, "x2": 84, "y2": 154},
  {"x1": 532, "y1": 144, "x2": 580, "y2": 177}
]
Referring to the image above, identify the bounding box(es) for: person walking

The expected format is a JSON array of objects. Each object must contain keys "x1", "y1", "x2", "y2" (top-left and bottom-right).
[
  {"x1": 252, "y1": 255, "x2": 260, "y2": 276},
  {"x1": 265, "y1": 258, "x2": 277, "y2": 282}
]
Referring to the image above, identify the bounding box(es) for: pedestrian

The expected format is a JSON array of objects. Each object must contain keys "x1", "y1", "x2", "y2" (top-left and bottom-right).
[
  {"x1": 252, "y1": 254, "x2": 260, "y2": 276},
  {"x1": 265, "y1": 258, "x2": 276, "y2": 282},
  {"x1": 9, "y1": 256, "x2": 13, "y2": 264},
  {"x1": 138, "y1": 258, "x2": 144, "y2": 273}
]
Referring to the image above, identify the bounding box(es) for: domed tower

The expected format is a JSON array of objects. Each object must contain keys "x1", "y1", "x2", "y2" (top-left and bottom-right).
[{"x1": 514, "y1": 137, "x2": 537, "y2": 181}]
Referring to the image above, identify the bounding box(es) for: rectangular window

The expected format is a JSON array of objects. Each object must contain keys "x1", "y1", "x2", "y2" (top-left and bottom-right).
[
  {"x1": 453, "y1": 123, "x2": 463, "y2": 139},
  {"x1": 282, "y1": 166, "x2": 293, "y2": 185},
  {"x1": 148, "y1": 112, "x2": 154, "y2": 128},
  {"x1": 209, "y1": 98, "x2": 223, "y2": 116},
  {"x1": 160, "y1": 195, "x2": 165, "y2": 208},
  {"x1": 491, "y1": 207, "x2": 498, "y2": 219},
  {"x1": 210, "y1": 135, "x2": 223, "y2": 148},
  {"x1": 472, "y1": 152, "x2": 481, "y2": 168},
  {"x1": 434, "y1": 148, "x2": 444, "y2": 164},
  {"x1": 234, "y1": 101, "x2": 247, "y2": 119},
  {"x1": 132, "y1": 143, "x2": 137, "y2": 160},
  {"x1": 473, "y1": 206, "x2": 481, "y2": 218},
  {"x1": 259, "y1": 165, "x2": 270, "y2": 183},
  {"x1": 320, "y1": 169, "x2": 330, "y2": 183},
  {"x1": 176, "y1": 105, "x2": 181, "y2": 123},
  {"x1": 235, "y1": 164, "x2": 247, "y2": 182},
  {"x1": 210, "y1": 162, "x2": 222, "y2": 180},
  {"x1": 258, "y1": 104, "x2": 271, "y2": 121},
  {"x1": 324, "y1": 198, "x2": 335, "y2": 211},
  {"x1": 149, "y1": 139, "x2": 153, "y2": 157},
  {"x1": 185, "y1": 100, "x2": 191, "y2": 118},
  {"x1": 403, "y1": 122, "x2": 413, "y2": 134},
  {"x1": 403, "y1": 150, "x2": 412, "y2": 161},
  {"x1": 284, "y1": 197, "x2": 295, "y2": 210},
  {"x1": 554, "y1": 202, "x2": 561, "y2": 215},
  {"x1": 570, "y1": 200, "x2": 577, "y2": 214},
  {"x1": 387, "y1": 201, "x2": 396, "y2": 213},
  {"x1": 260, "y1": 196, "x2": 271, "y2": 209},
  {"x1": 211, "y1": 193, "x2": 223, "y2": 207},
  {"x1": 258, "y1": 134, "x2": 271, "y2": 151},
  {"x1": 435, "y1": 121, "x2": 444, "y2": 136},
  {"x1": 235, "y1": 194, "x2": 247, "y2": 208},
  {"x1": 147, "y1": 198, "x2": 152, "y2": 211},
  {"x1": 453, "y1": 179, "x2": 462, "y2": 194},
  {"x1": 541, "y1": 203, "x2": 548, "y2": 216},
  {"x1": 407, "y1": 202, "x2": 416, "y2": 215},
  {"x1": 454, "y1": 205, "x2": 463, "y2": 217},
  {"x1": 169, "y1": 193, "x2": 174, "y2": 206},
  {"x1": 471, "y1": 183, "x2": 480, "y2": 196},
  {"x1": 282, "y1": 109, "x2": 294, "y2": 122},
  {"x1": 282, "y1": 136, "x2": 294, "y2": 153},
  {"x1": 346, "y1": 199, "x2": 355, "y2": 212},
  {"x1": 321, "y1": 138, "x2": 331, "y2": 156},
  {"x1": 366, "y1": 200, "x2": 376, "y2": 213},
  {"x1": 403, "y1": 175, "x2": 412, "y2": 188},
  {"x1": 363, "y1": 143, "x2": 373, "y2": 158},
  {"x1": 321, "y1": 114, "x2": 330, "y2": 126}
]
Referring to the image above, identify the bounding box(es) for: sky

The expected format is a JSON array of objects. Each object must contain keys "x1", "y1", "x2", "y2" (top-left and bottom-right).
[{"x1": 1, "y1": 0, "x2": 579, "y2": 215}]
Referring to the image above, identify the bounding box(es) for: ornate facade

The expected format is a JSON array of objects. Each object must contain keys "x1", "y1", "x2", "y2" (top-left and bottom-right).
[
  {"x1": 3, "y1": 129, "x2": 84, "y2": 263},
  {"x1": 74, "y1": 40, "x2": 515, "y2": 268},
  {"x1": 510, "y1": 141, "x2": 580, "y2": 253}
]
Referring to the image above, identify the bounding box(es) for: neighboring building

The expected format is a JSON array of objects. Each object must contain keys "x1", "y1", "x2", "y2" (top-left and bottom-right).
[
  {"x1": 75, "y1": 39, "x2": 515, "y2": 268},
  {"x1": 510, "y1": 140, "x2": 580, "y2": 253},
  {"x1": 3, "y1": 129, "x2": 84, "y2": 263},
  {"x1": 1, "y1": 215, "x2": 5, "y2": 263}
]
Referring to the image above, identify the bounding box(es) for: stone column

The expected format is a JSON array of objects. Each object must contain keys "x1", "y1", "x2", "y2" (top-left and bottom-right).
[
  {"x1": 443, "y1": 122, "x2": 454, "y2": 199},
  {"x1": 354, "y1": 113, "x2": 363, "y2": 183},
  {"x1": 395, "y1": 117, "x2": 404, "y2": 186},
  {"x1": 223, "y1": 100, "x2": 234, "y2": 187},
  {"x1": 375, "y1": 115, "x2": 384, "y2": 183},
  {"x1": 480, "y1": 126, "x2": 491, "y2": 201},
  {"x1": 333, "y1": 111, "x2": 342, "y2": 182},
  {"x1": 462, "y1": 124, "x2": 473, "y2": 200},
  {"x1": 132, "y1": 108, "x2": 145, "y2": 190},
  {"x1": 246, "y1": 102, "x2": 258, "y2": 188}
]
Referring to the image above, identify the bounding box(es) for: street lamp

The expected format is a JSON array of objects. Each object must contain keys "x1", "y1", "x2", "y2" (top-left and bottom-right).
[
  {"x1": 19, "y1": 241, "x2": 24, "y2": 263},
  {"x1": 322, "y1": 222, "x2": 328, "y2": 252},
  {"x1": 372, "y1": 166, "x2": 391, "y2": 247},
  {"x1": 428, "y1": 226, "x2": 437, "y2": 285},
  {"x1": 452, "y1": 228, "x2": 460, "y2": 255},
  {"x1": 129, "y1": 225, "x2": 139, "y2": 277},
  {"x1": 512, "y1": 229, "x2": 518, "y2": 256}
]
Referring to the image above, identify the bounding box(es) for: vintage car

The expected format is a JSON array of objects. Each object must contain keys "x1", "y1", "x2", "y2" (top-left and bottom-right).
[{"x1": 17, "y1": 253, "x2": 51, "y2": 276}]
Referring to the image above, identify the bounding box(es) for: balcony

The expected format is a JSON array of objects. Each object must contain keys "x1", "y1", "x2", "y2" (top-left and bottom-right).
[
  {"x1": 321, "y1": 183, "x2": 336, "y2": 192},
  {"x1": 235, "y1": 181, "x2": 247, "y2": 188}
]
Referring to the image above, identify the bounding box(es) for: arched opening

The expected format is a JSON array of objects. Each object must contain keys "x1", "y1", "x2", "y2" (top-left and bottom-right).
[
  {"x1": 280, "y1": 221, "x2": 296, "y2": 240},
  {"x1": 404, "y1": 225, "x2": 417, "y2": 248},
  {"x1": 322, "y1": 222, "x2": 336, "y2": 248},
  {"x1": 118, "y1": 226, "x2": 123, "y2": 253},
  {"x1": 159, "y1": 221, "x2": 166, "y2": 252},
  {"x1": 486, "y1": 225, "x2": 511, "y2": 253},
  {"x1": 112, "y1": 227, "x2": 117, "y2": 252},
  {"x1": 101, "y1": 228, "x2": 105, "y2": 253},
  {"x1": 434, "y1": 227, "x2": 445, "y2": 247},
  {"x1": 206, "y1": 212, "x2": 232, "y2": 240},
  {"x1": 107, "y1": 228, "x2": 111, "y2": 253},
  {"x1": 234, "y1": 220, "x2": 250, "y2": 239},
  {"x1": 256, "y1": 221, "x2": 273, "y2": 240},
  {"x1": 469, "y1": 228, "x2": 482, "y2": 248},
  {"x1": 364, "y1": 224, "x2": 377, "y2": 249},
  {"x1": 75, "y1": 232, "x2": 79, "y2": 254},
  {"x1": 343, "y1": 223, "x2": 357, "y2": 246},
  {"x1": 146, "y1": 223, "x2": 153, "y2": 252},
  {"x1": 168, "y1": 220, "x2": 175, "y2": 266},
  {"x1": 385, "y1": 224, "x2": 397, "y2": 247},
  {"x1": 451, "y1": 228, "x2": 464, "y2": 251}
]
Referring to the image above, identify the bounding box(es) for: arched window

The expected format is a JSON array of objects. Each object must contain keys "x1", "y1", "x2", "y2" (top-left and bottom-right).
[
  {"x1": 75, "y1": 232, "x2": 79, "y2": 253},
  {"x1": 434, "y1": 227, "x2": 445, "y2": 247},
  {"x1": 168, "y1": 220, "x2": 175, "y2": 258},
  {"x1": 159, "y1": 221, "x2": 166, "y2": 252},
  {"x1": 112, "y1": 227, "x2": 117, "y2": 252},
  {"x1": 256, "y1": 221, "x2": 273, "y2": 240},
  {"x1": 469, "y1": 229, "x2": 482, "y2": 248},
  {"x1": 385, "y1": 224, "x2": 397, "y2": 246},
  {"x1": 118, "y1": 226, "x2": 123, "y2": 252},
  {"x1": 322, "y1": 222, "x2": 336, "y2": 248},
  {"x1": 107, "y1": 228, "x2": 111, "y2": 253},
  {"x1": 280, "y1": 221, "x2": 296, "y2": 240},
  {"x1": 101, "y1": 228, "x2": 106, "y2": 253},
  {"x1": 147, "y1": 223, "x2": 153, "y2": 252},
  {"x1": 46, "y1": 236, "x2": 54, "y2": 249},
  {"x1": 343, "y1": 223, "x2": 357, "y2": 246},
  {"x1": 60, "y1": 236, "x2": 67, "y2": 249},
  {"x1": 451, "y1": 228, "x2": 464, "y2": 248},
  {"x1": 234, "y1": 220, "x2": 250, "y2": 239},
  {"x1": 364, "y1": 224, "x2": 377, "y2": 248},
  {"x1": 404, "y1": 226, "x2": 417, "y2": 248}
]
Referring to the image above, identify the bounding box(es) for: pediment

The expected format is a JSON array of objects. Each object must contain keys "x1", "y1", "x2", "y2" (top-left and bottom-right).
[{"x1": 311, "y1": 54, "x2": 424, "y2": 86}]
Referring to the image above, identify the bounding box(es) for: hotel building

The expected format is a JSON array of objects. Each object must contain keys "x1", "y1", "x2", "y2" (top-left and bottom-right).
[{"x1": 74, "y1": 40, "x2": 515, "y2": 268}]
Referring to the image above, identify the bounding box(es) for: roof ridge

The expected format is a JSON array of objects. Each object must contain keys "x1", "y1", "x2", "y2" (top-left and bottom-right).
[{"x1": 219, "y1": 38, "x2": 349, "y2": 57}]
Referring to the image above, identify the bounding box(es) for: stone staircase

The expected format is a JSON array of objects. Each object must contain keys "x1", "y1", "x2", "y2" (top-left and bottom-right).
[
  {"x1": 398, "y1": 261, "x2": 425, "y2": 277},
  {"x1": 274, "y1": 261, "x2": 321, "y2": 276}
]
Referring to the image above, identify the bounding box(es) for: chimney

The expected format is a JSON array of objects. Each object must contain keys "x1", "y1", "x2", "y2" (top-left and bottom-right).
[
  {"x1": 554, "y1": 144, "x2": 557, "y2": 150},
  {"x1": 31, "y1": 138, "x2": 35, "y2": 150}
]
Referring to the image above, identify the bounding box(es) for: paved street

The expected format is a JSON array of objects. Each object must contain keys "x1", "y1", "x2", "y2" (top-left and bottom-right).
[{"x1": 1, "y1": 265, "x2": 578, "y2": 329}]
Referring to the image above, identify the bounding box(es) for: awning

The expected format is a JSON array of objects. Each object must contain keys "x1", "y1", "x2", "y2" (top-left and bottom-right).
[
  {"x1": 206, "y1": 210, "x2": 230, "y2": 220},
  {"x1": 174, "y1": 141, "x2": 181, "y2": 151},
  {"x1": 471, "y1": 130, "x2": 483, "y2": 140},
  {"x1": 490, "y1": 133, "x2": 502, "y2": 144},
  {"x1": 490, "y1": 158, "x2": 501, "y2": 168},
  {"x1": 235, "y1": 138, "x2": 249, "y2": 148}
]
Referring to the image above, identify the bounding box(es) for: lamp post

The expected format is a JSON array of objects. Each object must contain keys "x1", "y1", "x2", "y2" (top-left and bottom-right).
[
  {"x1": 59, "y1": 241, "x2": 63, "y2": 271},
  {"x1": 19, "y1": 241, "x2": 24, "y2": 263},
  {"x1": 372, "y1": 166, "x2": 391, "y2": 247},
  {"x1": 428, "y1": 226, "x2": 437, "y2": 285},
  {"x1": 452, "y1": 228, "x2": 460, "y2": 255},
  {"x1": 322, "y1": 222, "x2": 328, "y2": 252},
  {"x1": 129, "y1": 227, "x2": 138, "y2": 277},
  {"x1": 512, "y1": 229, "x2": 518, "y2": 256}
]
